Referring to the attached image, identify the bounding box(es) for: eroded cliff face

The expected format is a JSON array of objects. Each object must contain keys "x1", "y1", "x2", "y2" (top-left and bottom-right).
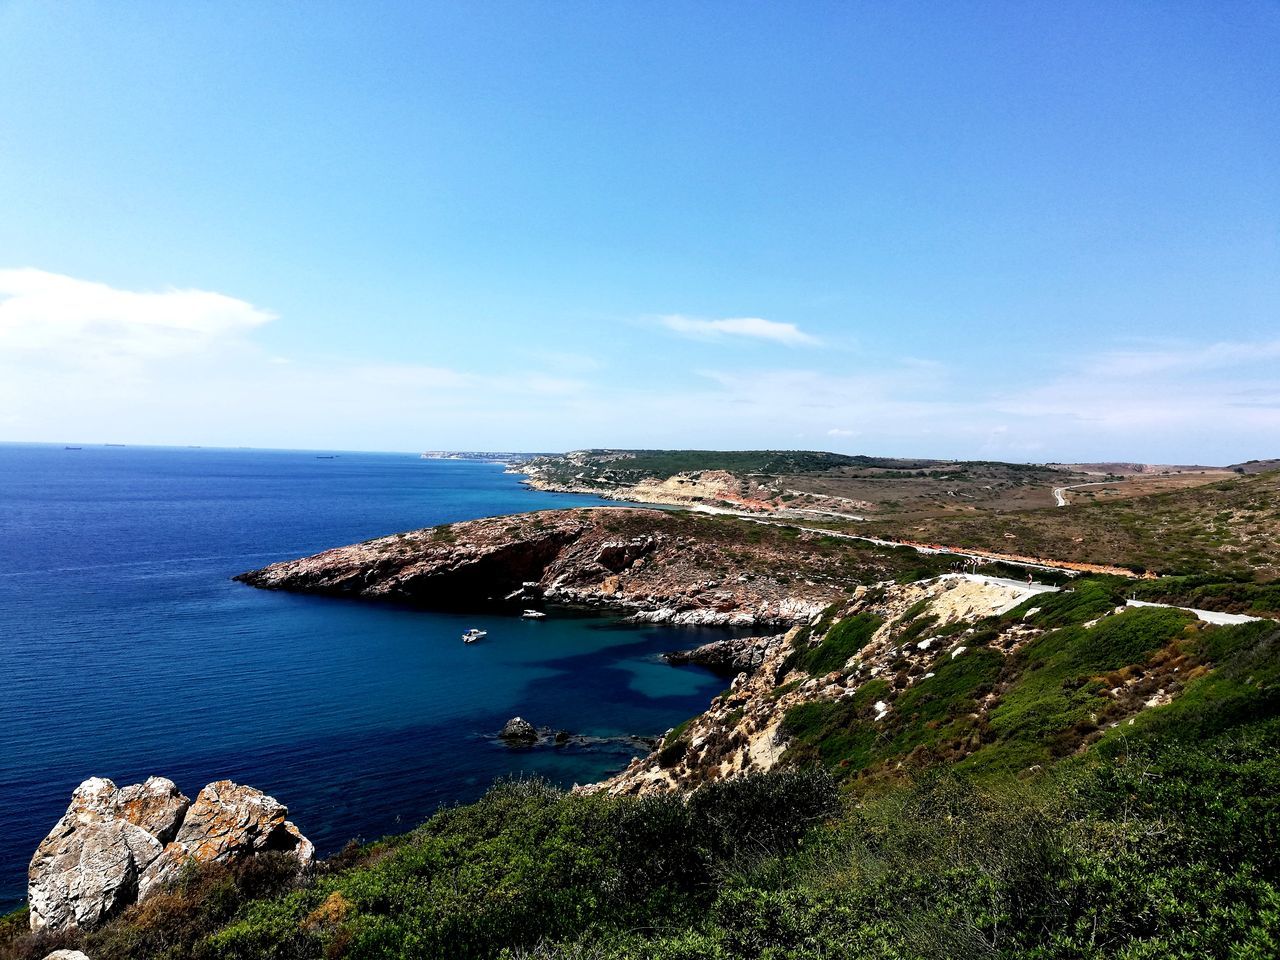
[
  {"x1": 236, "y1": 508, "x2": 869, "y2": 626},
  {"x1": 520, "y1": 467, "x2": 786, "y2": 513}
]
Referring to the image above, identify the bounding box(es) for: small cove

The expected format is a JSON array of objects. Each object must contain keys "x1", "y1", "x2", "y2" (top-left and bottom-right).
[{"x1": 0, "y1": 445, "x2": 742, "y2": 912}]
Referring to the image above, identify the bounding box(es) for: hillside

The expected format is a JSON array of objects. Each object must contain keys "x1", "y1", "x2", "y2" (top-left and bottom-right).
[
  {"x1": 516, "y1": 449, "x2": 1236, "y2": 521},
  {"x1": 864, "y1": 469, "x2": 1280, "y2": 582}
]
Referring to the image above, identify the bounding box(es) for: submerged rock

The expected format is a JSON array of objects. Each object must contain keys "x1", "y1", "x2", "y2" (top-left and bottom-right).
[{"x1": 28, "y1": 777, "x2": 311, "y2": 932}]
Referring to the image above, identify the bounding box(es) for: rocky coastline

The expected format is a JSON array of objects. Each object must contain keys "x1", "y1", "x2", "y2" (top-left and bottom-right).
[{"x1": 235, "y1": 507, "x2": 856, "y2": 627}]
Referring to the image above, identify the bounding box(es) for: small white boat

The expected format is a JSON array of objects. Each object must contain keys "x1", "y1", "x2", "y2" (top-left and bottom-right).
[
  {"x1": 462, "y1": 628, "x2": 487, "y2": 643},
  {"x1": 521, "y1": 610, "x2": 546, "y2": 619}
]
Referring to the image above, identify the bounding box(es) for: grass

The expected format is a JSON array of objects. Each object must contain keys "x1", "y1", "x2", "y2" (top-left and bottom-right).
[
  {"x1": 778, "y1": 679, "x2": 890, "y2": 771},
  {"x1": 1002, "y1": 576, "x2": 1127, "y2": 626}
]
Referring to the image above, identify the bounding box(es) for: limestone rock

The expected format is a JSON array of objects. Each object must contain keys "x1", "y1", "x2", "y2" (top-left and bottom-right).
[
  {"x1": 29, "y1": 777, "x2": 311, "y2": 933},
  {"x1": 174, "y1": 780, "x2": 309, "y2": 862},
  {"x1": 43, "y1": 951, "x2": 92, "y2": 960},
  {"x1": 28, "y1": 777, "x2": 189, "y2": 931},
  {"x1": 663, "y1": 635, "x2": 783, "y2": 675}
]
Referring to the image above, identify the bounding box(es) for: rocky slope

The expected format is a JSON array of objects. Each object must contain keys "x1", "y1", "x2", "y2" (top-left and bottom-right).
[
  {"x1": 235, "y1": 508, "x2": 935, "y2": 626},
  {"x1": 592, "y1": 573, "x2": 1205, "y2": 796}
]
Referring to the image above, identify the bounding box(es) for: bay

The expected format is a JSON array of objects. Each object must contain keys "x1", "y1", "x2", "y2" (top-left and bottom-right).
[{"x1": 0, "y1": 444, "x2": 731, "y2": 913}]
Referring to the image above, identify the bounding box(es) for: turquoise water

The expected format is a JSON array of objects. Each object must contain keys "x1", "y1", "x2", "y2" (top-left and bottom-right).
[{"x1": 0, "y1": 444, "x2": 733, "y2": 912}]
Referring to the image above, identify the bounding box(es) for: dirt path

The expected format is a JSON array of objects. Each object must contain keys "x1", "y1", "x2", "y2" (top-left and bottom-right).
[
  {"x1": 736, "y1": 515, "x2": 1143, "y2": 578},
  {"x1": 1053, "y1": 480, "x2": 1113, "y2": 507}
]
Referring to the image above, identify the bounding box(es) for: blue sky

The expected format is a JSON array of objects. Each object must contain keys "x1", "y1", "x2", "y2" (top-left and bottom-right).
[{"x1": 1, "y1": 1, "x2": 1276, "y2": 462}]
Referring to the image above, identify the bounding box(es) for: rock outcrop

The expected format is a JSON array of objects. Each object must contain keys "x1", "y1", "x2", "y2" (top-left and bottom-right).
[
  {"x1": 235, "y1": 508, "x2": 875, "y2": 627},
  {"x1": 27, "y1": 777, "x2": 188, "y2": 932},
  {"x1": 29, "y1": 778, "x2": 311, "y2": 932},
  {"x1": 663, "y1": 635, "x2": 785, "y2": 675},
  {"x1": 499, "y1": 717, "x2": 539, "y2": 744}
]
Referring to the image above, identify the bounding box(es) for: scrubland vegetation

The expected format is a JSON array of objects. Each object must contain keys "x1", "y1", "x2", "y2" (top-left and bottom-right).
[{"x1": 869, "y1": 470, "x2": 1280, "y2": 581}]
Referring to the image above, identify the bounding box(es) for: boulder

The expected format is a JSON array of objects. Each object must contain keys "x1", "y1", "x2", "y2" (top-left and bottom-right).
[
  {"x1": 499, "y1": 716, "x2": 539, "y2": 743},
  {"x1": 29, "y1": 777, "x2": 311, "y2": 933},
  {"x1": 140, "y1": 781, "x2": 314, "y2": 896},
  {"x1": 43, "y1": 951, "x2": 92, "y2": 960},
  {"x1": 28, "y1": 777, "x2": 189, "y2": 931}
]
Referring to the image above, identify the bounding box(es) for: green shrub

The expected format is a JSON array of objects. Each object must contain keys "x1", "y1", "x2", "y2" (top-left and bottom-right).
[{"x1": 794, "y1": 613, "x2": 881, "y2": 676}]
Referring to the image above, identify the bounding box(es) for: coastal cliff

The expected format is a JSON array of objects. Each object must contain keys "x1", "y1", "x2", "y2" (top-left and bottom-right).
[{"x1": 235, "y1": 507, "x2": 933, "y2": 626}]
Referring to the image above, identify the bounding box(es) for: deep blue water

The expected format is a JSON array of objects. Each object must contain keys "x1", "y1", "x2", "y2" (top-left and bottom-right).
[{"x1": 0, "y1": 444, "x2": 732, "y2": 913}]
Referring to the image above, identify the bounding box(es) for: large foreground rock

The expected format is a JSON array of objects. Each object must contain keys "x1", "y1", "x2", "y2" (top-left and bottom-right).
[
  {"x1": 27, "y1": 777, "x2": 188, "y2": 931},
  {"x1": 29, "y1": 777, "x2": 311, "y2": 932}
]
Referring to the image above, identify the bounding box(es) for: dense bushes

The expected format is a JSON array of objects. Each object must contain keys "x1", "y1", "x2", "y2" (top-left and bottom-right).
[
  {"x1": 1004, "y1": 577, "x2": 1127, "y2": 627},
  {"x1": 1130, "y1": 574, "x2": 1280, "y2": 615},
  {"x1": 0, "y1": 771, "x2": 837, "y2": 960}
]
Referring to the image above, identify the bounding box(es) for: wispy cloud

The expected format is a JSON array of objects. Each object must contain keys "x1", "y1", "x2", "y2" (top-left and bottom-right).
[
  {"x1": 1082, "y1": 338, "x2": 1280, "y2": 378},
  {"x1": 658, "y1": 314, "x2": 819, "y2": 346},
  {"x1": 0, "y1": 267, "x2": 275, "y2": 369}
]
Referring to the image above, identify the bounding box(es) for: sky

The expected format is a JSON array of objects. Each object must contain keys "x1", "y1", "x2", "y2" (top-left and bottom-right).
[{"x1": 0, "y1": 1, "x2": 1276, "y2": 463}]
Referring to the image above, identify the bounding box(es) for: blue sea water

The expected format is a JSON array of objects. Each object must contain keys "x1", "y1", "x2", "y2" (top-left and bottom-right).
[{"x1": 0, "y1": 444, "x2": 733, "y2": 913}]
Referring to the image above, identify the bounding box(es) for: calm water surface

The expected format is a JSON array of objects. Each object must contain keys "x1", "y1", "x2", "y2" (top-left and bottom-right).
[{"x1": 0, "y1": 444, "x2": 731, "y2": 912}]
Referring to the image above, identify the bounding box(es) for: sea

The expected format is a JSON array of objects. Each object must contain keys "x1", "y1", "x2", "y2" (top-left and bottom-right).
[{"x1": 0, "y1": 443, "x2": 735, "y2": 914}]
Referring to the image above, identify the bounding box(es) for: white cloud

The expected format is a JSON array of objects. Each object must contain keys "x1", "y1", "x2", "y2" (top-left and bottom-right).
[
  {"x1": 1, "y1": 267, "x2": 1275, "y2": 463},
  {"x1": 658, "y1": 314, "x2": 819, "y2": 346},
  {"x1": 0, "y1": 267, "x2": 275, "y2": 369}
]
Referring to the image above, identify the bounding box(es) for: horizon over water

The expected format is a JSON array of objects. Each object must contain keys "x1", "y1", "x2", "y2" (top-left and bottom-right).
[{"x1": 0, "y1": 443, "x2": 735, "y2": 914}]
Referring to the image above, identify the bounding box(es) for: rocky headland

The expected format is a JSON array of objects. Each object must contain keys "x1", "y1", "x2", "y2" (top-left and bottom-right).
[{"x1": 233, "y1": 507, "x2": 909, "y2": 626}]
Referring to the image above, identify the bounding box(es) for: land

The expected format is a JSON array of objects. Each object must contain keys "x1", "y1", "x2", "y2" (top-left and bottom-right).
[
  {"x1": 420, "y1": 451, "x2": 557, "y2": 464},
  {"x1": 515, "y1": 448, "x2": 1238, "y2": 521},
  {"x1": 6, "y1": 448, "x2": 1279, "y2": 960},
  {"x1": 234, "y1": 507, "x2": 964, "y2": 627},
  {"x1": 863, "y1": 467, "x2": 1280, "y2": 581}
]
